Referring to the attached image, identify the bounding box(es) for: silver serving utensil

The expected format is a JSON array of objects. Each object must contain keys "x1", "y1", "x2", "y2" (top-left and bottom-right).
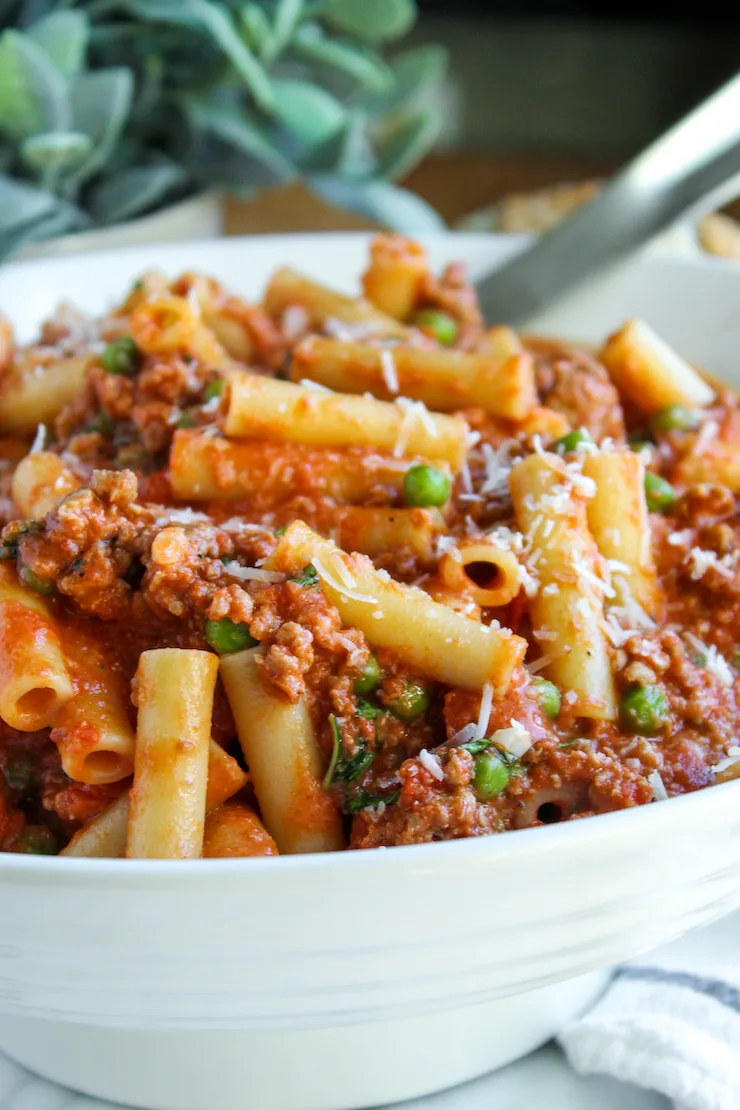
[{"x1": 475, "y1": 72, "x2": 740, "y2": 325}]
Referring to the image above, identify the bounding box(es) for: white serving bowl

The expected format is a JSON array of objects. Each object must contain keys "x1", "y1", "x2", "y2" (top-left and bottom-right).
[{"x1": 1, "y1": 234, "x2": 740, "y2": 1110}]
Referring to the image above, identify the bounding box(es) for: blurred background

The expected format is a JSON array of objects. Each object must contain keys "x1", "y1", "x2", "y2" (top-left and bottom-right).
[{"x1": 0, "y1": 0, "x2": 738, "y2": 258}]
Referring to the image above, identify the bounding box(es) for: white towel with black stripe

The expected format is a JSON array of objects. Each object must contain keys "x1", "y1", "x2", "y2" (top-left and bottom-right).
[{"x1": 558, "y1": 912, "x2": 740, "y2": 1110}]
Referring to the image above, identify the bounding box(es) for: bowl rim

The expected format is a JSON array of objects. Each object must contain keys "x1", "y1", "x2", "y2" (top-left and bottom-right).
[{"x1": 1, "y1": 229, "x2": 739, "y2": 879}]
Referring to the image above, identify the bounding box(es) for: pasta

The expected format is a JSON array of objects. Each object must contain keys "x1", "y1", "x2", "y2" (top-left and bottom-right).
[{"x1": 0, "y1": 238, "x2": 737, "y2": 858}]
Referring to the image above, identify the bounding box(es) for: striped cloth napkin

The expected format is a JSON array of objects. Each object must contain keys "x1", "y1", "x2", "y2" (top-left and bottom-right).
[{"x1": 559, "y1": 912, "x2": 740, "y2": 1110}]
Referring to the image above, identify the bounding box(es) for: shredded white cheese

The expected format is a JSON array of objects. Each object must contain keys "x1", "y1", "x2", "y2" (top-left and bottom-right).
[
  {"x1": 492, "y1": 719, "x2": 532, "y2": 758},
  {"x1": 648, "y1": 770, "x2": 668, "y2": 801},
  {"x1": 299, "y1": 378, "x2": 334, "y2": 393},
  {"x1": 29, "y1": 423, "x2": 46, "y2": 455},
  {"x1": 418, "y1": 748, "x2": 444, "y2": 781},
  {"x1": 686, "y1": 547, "x2": 736, "y2": 581},
  {"x1": 311, "y1": 555, "x2": 376, "y2": 604},
  {"x1": 380, "y1": 349, "x2": 399, "y2": 394},
  {"x1": 225, "y1": 564, "x2": 286, "y2": 584},
  {"x1": 475, "y1": 683, "x2": 493, "y2": 740},
  {"x1": 450, "y1": 722, "x2": 478, "y2": 746},
  {"x1": 281, "y1": 305, "x2": 308, "y2": 340},
  {"x1": 154, "y1": 508, "x2": 210, "y2": 526}
]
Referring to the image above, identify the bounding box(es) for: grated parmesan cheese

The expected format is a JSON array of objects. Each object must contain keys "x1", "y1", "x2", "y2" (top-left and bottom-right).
[
  {"x1": 491, "y1": 719, "x2": 532, "y2": 758},
  {"x1": 419, "y1": 748, "x2": 444, "y2": 781},
  {"x1": 324, "y1": 317, "x2": 380, "y2": 342},
  {"x1": 450, "y1": 722, "x2": 478, "y2": 746},
  {"x1": 380, "y1": 349, "x2": 399, "y2": 394},
  {"x1": 311, "y1": 555, "x2": 376, "y2": 604},
  {"x1": 154, "y1": 507, "x2": 210, "y2": 526},
  {"x1": 225, "y1": 564, "x2": 286, "y2": 584},
  {"x1": 393, "y1": 397, "x2": 437, "y2": 457},
  {"x1": 282, "y1": 305, "x2": 308, "y2": 340},
  {"x1": 695, "y1": 419, "x2": 719, "y2": 452},
  {"x1": 29, "y1": 423, "x2": 46, "y2": 455},
  {"x1": 299, "y1": 378, "x2": 334, "y2": 393},
  {"x1": 475, "y1": 683, "x2": 493, "y2": 739},
  {"x1": 648, "y1": 770, "x2": 668, "y2": 801},
  {"x1": 686, "y1": 547, "x2": 736, "y2": 581}
]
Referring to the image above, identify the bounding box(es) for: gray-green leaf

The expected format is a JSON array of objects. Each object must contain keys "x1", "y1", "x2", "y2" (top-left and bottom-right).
[
  {"x1": 21, "y1": 129, "x2": 92, "y2": 172},
  {"x1": 303, "y1": 108, "x2": 375, "y2": 177},
  {"x1": 184, "y1": 97, "x2": 295, "y2": 182},
  {"x1": 26, "y1": 11, "x2": 89, "y2": 78},
  {"x1": 322, "y1": 0, "x2": 417, "y2": 42},
  {"x1": 375, "y1": 108, "x2": 439, "y2": 180},
  {"x1": 116, "y1": 0, "x2": 274, "y2": 112},
  {"x1": 264, "y1": 0, "x2": 303, "y2": 61},
  {"x1": 309, "y1": 176, "x2": 444, "y2": 233},
  {"x1": 271, "y1": 79, "x2": 346, "y2": 147},
  {"x1": 361, "y1": 45, "x2": 448, "y2": 116},
  {"x1": 291, "y1": 26, "x2": 394, "y2": 94},
  {"x1": 238, "y1": 3, "x2": 272, "y2": 57},
  {"x1": 0, "y1": 29, "x2": 70, "y2": 140},
  {"x1": 87, "y1": 162, "x2": 188, "y2": 225},
  {"x1": 66, "y1": 68, "x2": 134, "y2": 185}
]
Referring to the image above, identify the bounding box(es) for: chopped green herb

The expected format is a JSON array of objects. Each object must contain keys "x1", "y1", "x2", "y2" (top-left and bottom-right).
[
  {"x1": 402, "y1": 464, "x2": 452, "y2": 508},
  {"x1": 14, "y1": 825, "x2": 57, "y2": 855},
  {"x1": 322, "y1": 714, "x2": 342, "y2": 788},
  {"x1": 19, "y1": 566, "x2": 55, "y2": 595},
  {"x1": 291, "y1": 563, "x2": 319, "y2": 587},
  {"x1": 132, "y1": 279, "x2": 144, "y2": 292},
  {"x1": 356, "y1": 699, "x2": 380, "y2": 719},
  {"x1": 205, "y1": 617, "x2": 258, "y2": 655},
  {"x1": 0, "y1": 540, "x2": 17, "y2": 561},
  {"x1": 344, "y1": 788, "x2": 400, "y2": 813},
  {"x1": 459, "y1": 736, "x2": 490, "y2": 755},
  {"x1": 411, "y1": 308, "x2": 459, "y2": 346},
  {"x1": 354, "y1": 654, "x2": 381, "y2": 695},
  {"x1": 323, "y1": 714, "x2": 375, "y2": 787},
  {"x1": 274, "y1": 526, "x2": 288, "y2": 536},
  {"x1": 68, "y1": 555, "x2": 84, "y2": 575},
  {"x1": 176, "y1": 408, "x2": 198, "y2": 429},
  {"x1": 101, "y1": 336, "x2": 141, "y2": 377},
  {"x1": 644, "y1": 472, "x2": 676, "y2": 513},
  {"x1": 203, "y1": 379, "x2": 225, "y2": 403}
]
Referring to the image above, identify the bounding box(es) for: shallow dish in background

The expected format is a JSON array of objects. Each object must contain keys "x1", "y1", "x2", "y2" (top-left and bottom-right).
[{"x1": 2, "y1": 234, "x2": 740, "y2": 1110}]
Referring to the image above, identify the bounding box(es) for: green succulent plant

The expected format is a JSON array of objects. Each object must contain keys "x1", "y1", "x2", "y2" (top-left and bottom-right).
[{"x1": 0, "y1": 0, "x2": 448, "y2": 261}]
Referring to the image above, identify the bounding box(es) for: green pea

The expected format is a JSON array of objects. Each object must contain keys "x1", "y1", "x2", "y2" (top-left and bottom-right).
[
  {"x1": 411, "y1": 309, "x2": 459, "y2": 346},
  {"x1": 203, "y1": 379, "x2": 225, "y2": 403},
  {"x1": 14, "y1": 825, "x2": 57, "y2": 855},
  {"x1": 354, "y1": 655, "x2": 381, "y2": 695},
  {"x1": 19, "y1": 566, "x2": 55, "y2": 595},
  {"x1": 554, "y1": 428, "x2": 593, "y2": 454},
  {"x1": 620, "y1": 685, "x2": 669, "y2": 735},
  {"x1": 650, "y1": 405, "x2": 700, "y2": 434},
  {"x1": 644, "y1": 472, "x2": 676, "y2": 512},
  {"x1": 389, "y1": 679, "x2": 430, "y2": 721},
  {"x1": 531, "y1": 676, "x2": 561, "y2": 719},
  {"x1": 205, "y1": 617, "x2": 258, "y2": 655},
  {"x1": 101, "y1": 336, "x2": 141, "y2": 377},
  {"x1": 473, "y1": 752, "x2": 510, "y2": 800},
  {"x1": 2, "y1": 750, "x2": 37, "y2": 795},
  {"x1": 403, "y1": 464, "x2": 451, "y2": 508}
]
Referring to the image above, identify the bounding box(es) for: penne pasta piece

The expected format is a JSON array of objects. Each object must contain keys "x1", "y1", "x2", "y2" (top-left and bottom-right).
[
  {"x1": 169, "y1": 430, "x2": 418, "y2": 504},
  {"x1": 266, "y1": 522, "x2": 526, "y2": 692},
  {"x1": 224, "y1": 374, "x2": 470, "y2": 470},
  {"x1": 263, "y1": 266, "x2": 409, "y2": 339},
  {"x1": 220, "y1": 647, "x2": 345, "y2": 855},
  {"x1": 129, "y1": 295, "x2": 230, "y2": 368},
  {"x1": 51, "y1": 627, "x2": 135, "y2": 785},
  {"x1": 333, "y1": 506, "x2": 444, "y2": 561},
  {"x1": 0, "y1": 564, "x2": 74, "y2": 730},
  {"x1": 599, "y1": 319, "x2": 715, "y2": 414},
  {"x1": 0, "y1": 354, "x2": 92, "y2": 434},
  {"x1": 516, "y1": 406, "x2": 571, "y2": 441},
  {"x1": 478, "y1": 325, "x2": 524, "y2": 361},
  {"x1": 62, "y1": 740, "x2": 247, "y2": 858},
  {"x1": 361, "y1": 235, "x2": 429, "y2": 320},
  {"x1": 290, "y1": 337, "x2": 537, "y2": 420},
  {"x1": 173, "y1": 273, "x2": 254, "y2": 362},
  {"x1": 582, "y1": 449, "x2": 661, "y2": 618},
  {"x1": 509, "y1": 453, "x2": 617, "y2": 720},
  {"x1": 127, "y1": 649, "x2": 218, "y2": 859},
  {"x1": 11, "y1": 451, "x2": 82, "y2": 519},
  {"x1": 439, "y1": 540, "x2": 522, "y2": 608},
  {"x1": 202, "y1": 802, "x2": 278, "y2": 858}
]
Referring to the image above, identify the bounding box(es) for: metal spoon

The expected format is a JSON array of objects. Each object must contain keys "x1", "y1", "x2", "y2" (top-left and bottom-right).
[{"x1": 475, "y1": 72, "x2": 740, "y2": 325}]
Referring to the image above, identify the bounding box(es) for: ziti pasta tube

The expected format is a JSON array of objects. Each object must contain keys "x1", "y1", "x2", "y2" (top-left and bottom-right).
[
  {"x1": 439, "y1": 540, "x2": 522, "y2": 608},
  {"x1": 62, "y1": 740, "x2": 248, "y2": 858},
  {"x1": 361, "y1": 235, "x2": 429, "y2": 320},
  {"x1": 290, "y1": 337, "x2": 537, "y2": 420},
  {"x1": 582, "y1": 449, "x2": 660, "y2": 619},
  {"x1": 264, "y1": 266, "x2": 409, "y2": 339},
  {"x1": 224, "y1": 374, "x2": 470, "y2": 470},
  {"x1": 0, "y1": 354, "x2": 93, "y2": 434},
  {"x1": 219, "y1": 647, "x2": 345, "y2": 855},
  {"x1": 266, "y1": 522, "x2": 526, "y2": 693},
  {"x1": 169, "y1": 430, "x2": 419, "y2": 504},
  {"x1": 599, "y1": 319, "x2": 714, "y2": 414},
  {"x1": 127, "y1": 649, "x2": 218, "y2": 859},
  {"x1": 202, "y1": 803, "x2": 278, "y2": 858},
  {"x1": 0, "y1": 564, "x2": 74, "y2": 730},
  {"x1": 509, "y1": 453, "x2": 617, "y2": 720}
]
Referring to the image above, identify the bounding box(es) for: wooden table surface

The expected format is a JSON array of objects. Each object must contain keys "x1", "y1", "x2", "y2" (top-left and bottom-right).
[{"x1": 224, "y1": 151, "x2": 620, "y2": 235}]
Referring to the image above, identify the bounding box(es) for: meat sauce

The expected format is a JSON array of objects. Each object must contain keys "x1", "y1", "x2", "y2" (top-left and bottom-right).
[{"x1": 1, "y1": 246, "x2": 739, "y2": 856}]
